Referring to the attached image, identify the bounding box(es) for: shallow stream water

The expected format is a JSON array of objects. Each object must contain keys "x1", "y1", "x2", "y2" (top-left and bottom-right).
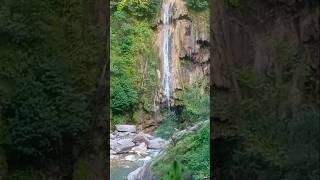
[{"x1": 110, "y1": 149, "x2": 160, "y2": 180}]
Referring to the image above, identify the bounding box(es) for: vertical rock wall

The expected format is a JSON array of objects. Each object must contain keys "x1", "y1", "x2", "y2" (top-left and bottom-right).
[{"x1": 155, "y1": 0, "x2": 210, "y2": 106}]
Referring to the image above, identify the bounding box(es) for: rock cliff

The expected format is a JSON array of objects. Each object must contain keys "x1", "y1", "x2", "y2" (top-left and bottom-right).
[{"x1": 156, "y1": 0, "x2": 210, "y2": 105}]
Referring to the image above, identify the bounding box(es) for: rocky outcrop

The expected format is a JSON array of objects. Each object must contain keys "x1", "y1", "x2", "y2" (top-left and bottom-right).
[
  {"x1": 115, "y1": 125, "x2": 137, "y2": 133},
  {"x1": 127, "y1": 161, "x2": 157, "y2": 180},
  {"x1": 156, "y1": 0, "x2": 210, "y2": 105},
  {"x1": 147, "y1": 138, "x2": 167, "y2": 149},
  {"x1": 110, "y1": 126, "x2": 167, "y2": 155},
  {"x1": 127, "y1": 121, "x2": 209, "y2": 180},
  {"x1": 111, "y1": 139, "x2": 135, "y2": 153}
]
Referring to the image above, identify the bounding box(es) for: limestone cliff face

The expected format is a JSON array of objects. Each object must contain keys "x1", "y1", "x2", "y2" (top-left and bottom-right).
[{"x1": 155, "y1": 0, "x2": 210, "y2": 105}]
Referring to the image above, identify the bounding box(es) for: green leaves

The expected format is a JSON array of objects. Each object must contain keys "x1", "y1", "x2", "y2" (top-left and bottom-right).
[
  {"x1": 185, "y1": 0, "x2": 209, "y2": 11},
  {"x1": 110, "y1": 8, "x2": 158, "y2": 117},
  {"x1": 177, "y1": 77, "x2": 210, "y2": 123},
  {"x1": 154, "y1": 123, "x2": 210, "y2": 179},
  {"x1": 5, "y1": 60, "x2": 89, "y2": 160},
  {"x1": 161, "y1": 160, "x2": 184, "y2": 180},
  {"x1": 111, "y1": 79, "x2": 139, "y2": 114},
  {"x1": 111, "y1": 0, "x2": 160, "y2": 20}
]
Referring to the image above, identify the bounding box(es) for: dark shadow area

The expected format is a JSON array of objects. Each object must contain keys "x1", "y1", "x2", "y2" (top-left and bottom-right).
[{"x1": 210, "y1": 0, "x2": 319, "y2": 179}]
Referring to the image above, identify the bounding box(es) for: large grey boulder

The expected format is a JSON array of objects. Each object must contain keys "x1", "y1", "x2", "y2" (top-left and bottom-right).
[
  {"x1": 133, "y1": 132, "x2": 151, "y2": 144},
  {"x1": 147, "y1": 138, "x2": 167, "y2": 149},
  {"x1": 113, "y1": 139, "x2": 135, "y2": 153},
  {"x1": 131, "y1": 142, "x2": 148, "y2": 156},
  {"x1": 116, "y1": 125, "x2": 136, "y2": 133}
]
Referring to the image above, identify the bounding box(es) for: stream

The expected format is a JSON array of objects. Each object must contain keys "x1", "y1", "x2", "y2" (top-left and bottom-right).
[{"x1": 110, "y1": 149, "x2": 160, "y2": 180}]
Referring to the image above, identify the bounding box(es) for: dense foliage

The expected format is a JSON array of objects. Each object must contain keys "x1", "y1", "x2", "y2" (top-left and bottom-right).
[
  {"x1": 185, "y1": 0, "x2": 209, "y2": 11},
  {"x1": 0, "y1": 0, "x2": 100, "y2": 178},
  {"x1": 213, "y1": 41, "x2": 320, "y2": 179},
  {"x1": 110, "y1": 1, "x2": 159, "y2": 125},
  {"x1": 6, "y1": 62, "x2": 89, "y2": 160},
  {"x1": 177, "y1": 77, "x2": 210, "y2": 124},
  {"x1": 112, "y1": 0, "x2": 160, "y2": 20},
  {"x1": 161, "y1": 160, "x2": 184, "y2": 180},
  {"x1": 154, "y1": 123, "x2": 210, "y2": 180}
]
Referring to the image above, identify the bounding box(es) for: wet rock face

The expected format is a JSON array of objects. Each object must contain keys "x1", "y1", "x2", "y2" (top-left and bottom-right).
[{"x1": 156, "y1": 0, "x2": 210, "y2": 105}]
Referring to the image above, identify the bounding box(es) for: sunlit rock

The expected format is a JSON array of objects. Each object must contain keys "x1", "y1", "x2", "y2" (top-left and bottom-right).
[{"x1": 116, "y1": 125, "x2": 137, "y2": 133}]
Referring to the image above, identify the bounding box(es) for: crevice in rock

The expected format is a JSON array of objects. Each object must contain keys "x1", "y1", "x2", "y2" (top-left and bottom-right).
[{"x1": 197, "y1": 40, "x2": 210, "y2": 48}]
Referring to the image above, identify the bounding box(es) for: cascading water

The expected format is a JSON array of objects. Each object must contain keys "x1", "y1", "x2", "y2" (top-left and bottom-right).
[{"x1": 161, "y1": 1, "x2": 173, "y2": 107}]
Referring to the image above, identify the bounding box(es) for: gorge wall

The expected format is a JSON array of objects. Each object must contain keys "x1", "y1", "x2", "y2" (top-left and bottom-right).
[{"x1": 155, "y1": 0, "x2": 210, "y2": 106}]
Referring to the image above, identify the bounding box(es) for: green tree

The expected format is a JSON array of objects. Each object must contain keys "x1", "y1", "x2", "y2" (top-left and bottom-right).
[
  {"x1": 177, "y1": 77, "x2": 210, "y2": 123},
  {"x1": 111, "y1": 79, "x2": 139, "y2": 114},
  {"x1": 4, "y1": 59, "x2": 89, "y2": 161},
  {"x1": 185, "y1": 0, "x2": 209, "y2": 11},
  {"x1": 161, "y1": 160, "x2": 184, "y2": 180}
]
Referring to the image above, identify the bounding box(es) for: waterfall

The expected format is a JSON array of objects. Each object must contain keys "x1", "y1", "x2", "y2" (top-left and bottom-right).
[{"x1": 161, "y1": 0, "x2": 173, "y2": 107}]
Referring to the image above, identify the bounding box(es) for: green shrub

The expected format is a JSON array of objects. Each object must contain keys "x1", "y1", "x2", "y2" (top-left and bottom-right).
[
  {"x1": 132, "y1": 111, "x2": 140, "y2": 123},
  {"x1": 161, "y1": 160, "x2": 184, "y2": 180},
  {"x1": 111, "y1": 79, "x2": 139, "y2": 114},
  {"x1": 112, "y1": 115, "x2": 125, "y2": 126},
  {"x1": 154, "y1": 123, "x2": 210, "y2": 179},
  {"x1": 186, "y1": 0, "x2": 209, "y2": 11},
  {"x1": 177, "y1": 77, "x2": 209, "y2": 123},
  {"x1": 127, "y1": 0, "x2": 160, "y2": 20},
  {"x1": 143, "y1": 102, "x2": 152, "y2": 113},
  {"x1": 5, "y1": 60, "x2": 89, "y2": 161},
  {"x1": 72, "y1": 159, "x2": 92, "y2": 180},
  {"x1": 112, "y1": 0, "x2": 160, "y2": 20}
]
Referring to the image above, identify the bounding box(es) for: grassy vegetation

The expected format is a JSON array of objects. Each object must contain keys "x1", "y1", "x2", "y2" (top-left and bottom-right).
[{"x1": 153, "y1": 123, "x2": 210, "y2": 179}]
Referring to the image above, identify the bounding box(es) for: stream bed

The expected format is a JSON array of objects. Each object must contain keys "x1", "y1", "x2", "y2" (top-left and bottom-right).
[{"x1": 110, "y1": 149, "x2": 160, "y2": 180}]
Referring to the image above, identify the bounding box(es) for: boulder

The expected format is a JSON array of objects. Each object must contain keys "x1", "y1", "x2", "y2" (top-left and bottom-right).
[
  {"x1": 113, "y1": 139, "x2": 135, "y2": 153},
  {"x1": 110, "y1": 139, "x2": 117, "y2": 150},
  {"x1": 110, "y1": 134, "x2": 116, "y2": 139},
  {"x1": 125, "y1": 154, "x2": 137, "y2": 161},
  {"x1": 147, "y1": 138, "x2": 167, "y2": 149},
  {"x1": 116, "y1": 125, "x2": 136, "y2": 133},
  {"x1": 131, "y1": 142, "x2": 147, "y2": 156},
  {"x1": 110, "y1": 150, "x2": 116, "y2": 155},
  {"x1": 133, "y1": 132, "x2": 151, "y2": 144},
  {"x1": 144, "y1": 133, "x2": 154, "y2": 140},
  {"x1": 127, "y1": 161, "x2": 155, "y2": 180}
]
